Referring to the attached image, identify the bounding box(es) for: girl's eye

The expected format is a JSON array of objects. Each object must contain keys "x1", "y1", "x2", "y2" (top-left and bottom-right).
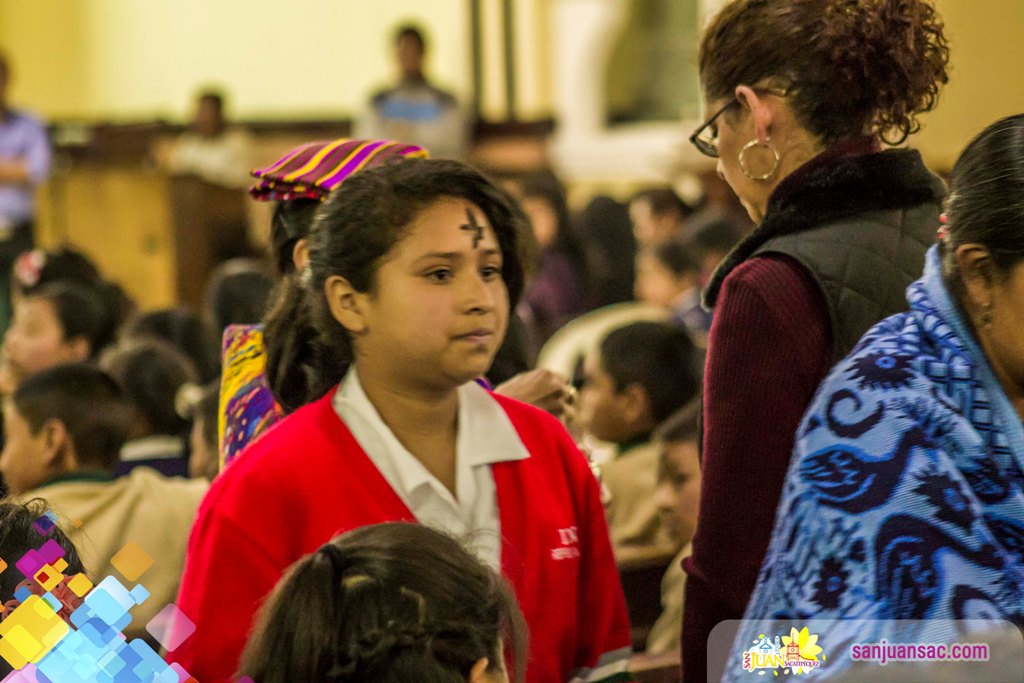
[
  {"x1": 426, "y1": 269, "x2": 453, "y2": 282},
  {"x1": 480, "y1": 266, "x2": 502, "y2": 280}
]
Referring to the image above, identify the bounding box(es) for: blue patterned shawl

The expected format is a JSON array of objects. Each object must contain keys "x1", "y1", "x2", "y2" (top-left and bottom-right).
[{"x1": 724, "y1": 246, "x2": 1024, "y2": 677}]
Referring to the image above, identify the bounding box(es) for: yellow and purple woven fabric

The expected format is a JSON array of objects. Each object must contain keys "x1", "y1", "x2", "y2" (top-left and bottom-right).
[{"x1": 248, "y1": 138, "x2": 428, "y2": 202}]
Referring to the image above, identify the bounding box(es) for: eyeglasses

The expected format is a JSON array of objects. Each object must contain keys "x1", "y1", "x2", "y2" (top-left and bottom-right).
[
  {"x1": 688, "y1": 87, "x2": 790, "y2": 159},
  {"x1": 688, "y1": 99, "x2": 738, "y2": 159}
]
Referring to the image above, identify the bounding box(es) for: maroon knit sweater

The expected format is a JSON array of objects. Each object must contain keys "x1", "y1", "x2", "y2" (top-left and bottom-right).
[{"x1": 681, "y1": 253, "x2": 831, "y2": 682}]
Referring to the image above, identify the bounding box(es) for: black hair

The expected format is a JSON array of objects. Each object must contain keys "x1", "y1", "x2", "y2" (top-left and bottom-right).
[
  {"x1": 631, "y1": 188, "x2": 694, "y2": 220},
  {"x1": 269, "y1": 198, "x2": 319, "y2": 276},
  {"x1": 518, "y1": 171, "x2": 587, "y2": 277},
  {"x1": 204, "y1": 258, "x2": 274, "y2": 334},
  {"x1": 648, "y1": 241, "x2": 699, "y2": 277},
  {"x1": 940, "y1": 114, "x2": 1024, "y2": 298},
  {"x1": 395, "y1": 24, "x2": 426, "y2": 53},
  {"x1": 688, "y1": 217, "x2": 743, "y2": 262},
  {"x1": 12, "y1": 363, "x2": 132, "y2": 470},
  {"x1": 264, "y1": 158, "x2": 527, "y2": 413},
  {"x1": 576, "y1": 196, "x2": 637, "y2": 308},
  {"x1": 100, "y1": 338, "x2": 198, "y2": 438},
  {"x1": 0, "y1": 500, "x2": 88, "y2": 679},
  {"x1": 12, "y1": 246, "x2": 102, "y2": 295},
  {"x1": 123, "y1": 308, "x2": 220, "y2": 384},
  {"x1": 197, "y1": 89, "x2": 224, "y2": 112},
  {"x1": 0, "y1": 499, "x2": 87, "y2": 600},
  {"x1": 238, "y1": 523, "x2": 527, "y2": 683},
  {"x1": 15, "y1": 248, "x2": 142, "y2": 346},
  {"x1": 654, "y1": 400, "x2": 701, "y2": 443},
  {"x1": 24, "y1": 283, "x2": 119, "y2": 359},
  {"x1": 599, "y1": 321, "x2": 702, "y2": 424}
]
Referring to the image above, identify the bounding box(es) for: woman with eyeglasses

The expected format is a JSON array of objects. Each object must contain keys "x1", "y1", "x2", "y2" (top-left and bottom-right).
[{"x1": 681, "y1": 1, "x2": 950, "y2": 680}]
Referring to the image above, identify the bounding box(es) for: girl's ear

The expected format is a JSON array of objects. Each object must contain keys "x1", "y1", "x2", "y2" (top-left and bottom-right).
[
  {"x1": 292, "y1": 238, "x2": 310, "y2": 271},
  {"x1": 468, "y1": 658, "x2": 491, "y2": 683},
  {"x1": 325, "y1": 275, "x2": 368, "y2": 335},
  {"x1": 954, "y1": 243, "x2": 998, "y2": 314}
]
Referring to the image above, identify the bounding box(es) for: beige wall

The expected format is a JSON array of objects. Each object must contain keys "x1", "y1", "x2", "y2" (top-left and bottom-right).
[
  {"x1": 0, "y1": 0, "x2": 553, "y2": 122},
  {"x1": 914, "y1": 0, "x2": 1024, "y2": 170},
  {"x1": 0, "y1": 0, "x2": 1020, "y2": 165}
]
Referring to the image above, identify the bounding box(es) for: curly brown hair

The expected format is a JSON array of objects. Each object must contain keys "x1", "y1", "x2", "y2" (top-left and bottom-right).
[{"x1": 699, "y1": 0, "x2": 950, "y2": 145}]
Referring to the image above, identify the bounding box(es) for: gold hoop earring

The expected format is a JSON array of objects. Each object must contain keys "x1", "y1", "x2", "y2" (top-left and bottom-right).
[{"x1": 739, "y1": 138, "x2": 781, "y2": 181}]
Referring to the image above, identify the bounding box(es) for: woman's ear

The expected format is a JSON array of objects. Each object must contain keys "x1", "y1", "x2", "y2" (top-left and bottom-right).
[
  {"x1": 324, "y1": 275, "x2": 368, "y2": 335},
  {"x1": 735, "y1": 85, "x2": 773, "y2": 144},
  {"x1": 954, "y1": 244, "x2": 998, "y2": 313}
]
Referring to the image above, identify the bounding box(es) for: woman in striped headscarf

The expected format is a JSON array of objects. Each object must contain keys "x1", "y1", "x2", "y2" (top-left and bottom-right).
[{"x1": 218, "y1": 139, "x2": 429, "y2": 469}]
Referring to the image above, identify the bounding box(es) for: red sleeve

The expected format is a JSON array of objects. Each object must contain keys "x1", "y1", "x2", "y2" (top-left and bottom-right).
[
  {"x1": 167, "y1": 475, "x2": 287, "y2": 683},
  {"x1": 681, "y1": 255, "x2": 831, "y2": 682}
]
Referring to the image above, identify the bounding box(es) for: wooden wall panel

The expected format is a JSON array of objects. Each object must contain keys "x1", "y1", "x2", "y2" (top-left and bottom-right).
[{"x1": 36, "y1": 170, "x2": 178, "y2": 310}]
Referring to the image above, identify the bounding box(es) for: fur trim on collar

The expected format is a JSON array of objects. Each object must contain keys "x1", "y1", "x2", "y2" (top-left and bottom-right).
[{"x1": 702, "y1": 149, "x2": 946, "y2": 309}]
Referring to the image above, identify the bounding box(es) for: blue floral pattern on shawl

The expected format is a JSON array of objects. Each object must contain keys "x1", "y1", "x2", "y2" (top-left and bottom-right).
[{"x1": 725, "y1": 247, "x2": 1024, "y2": 677}]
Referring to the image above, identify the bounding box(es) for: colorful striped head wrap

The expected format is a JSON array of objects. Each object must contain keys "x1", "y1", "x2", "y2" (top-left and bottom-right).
[{"x1": 249, "y1": 138, "x2": 429, "y2": 202}]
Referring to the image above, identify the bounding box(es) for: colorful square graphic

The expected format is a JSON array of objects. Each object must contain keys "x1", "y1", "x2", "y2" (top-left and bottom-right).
[
  {"x1": 110, "y1": 542, "x2": 153, "y2": 582},
  {"x1": 0, "y1": 595, "x2": 70, "y2": 668},
  {"x1": 145, "y1": 604, "x2": 195, "y2": 652},
  {"x1": 66, "y1": 573, "x2": 93, "y2": 598},
  {"x1": 30, "y1": 512, "x2": 57, "y2": 537}
]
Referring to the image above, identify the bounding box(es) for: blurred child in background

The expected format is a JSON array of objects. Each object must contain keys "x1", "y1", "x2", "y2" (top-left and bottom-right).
[
  {"x1": 101, "y1": 338, "x2": 198, "y2": 478},
  {"x1": 0, "y1": 363, "x2": 207, "y2": 641},
  {"x1": 646, "y1": 402, "x2": 701, "y2": 655},
  {"x1": 579, "y1": 321, "x2": 702, "y2": 562}
]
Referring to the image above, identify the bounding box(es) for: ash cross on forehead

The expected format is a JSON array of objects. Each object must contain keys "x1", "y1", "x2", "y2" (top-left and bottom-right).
[{"x1": 460, "y1": 208, "x2": 484, "y2": 249}]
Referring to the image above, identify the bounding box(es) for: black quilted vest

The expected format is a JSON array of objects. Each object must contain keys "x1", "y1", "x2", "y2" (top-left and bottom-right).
[{"x1": 703, "y1": 149, "x2": 946, "y2": 363}]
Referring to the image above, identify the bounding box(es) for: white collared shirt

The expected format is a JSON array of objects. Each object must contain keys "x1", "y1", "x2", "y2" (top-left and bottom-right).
[{"x1": 332, "y1": 368, "x2": 531, "y2": 569}]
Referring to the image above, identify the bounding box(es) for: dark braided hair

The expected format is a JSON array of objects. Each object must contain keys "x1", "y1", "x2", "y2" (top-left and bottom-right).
[{"x1": 238, "y1": 523, "x2": 528, "y2": 683}]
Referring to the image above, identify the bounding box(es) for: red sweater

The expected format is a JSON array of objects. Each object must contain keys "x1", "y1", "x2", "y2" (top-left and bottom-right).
[
  {"x1": 681, "y1": 255, "x2": 831, "y2": 682},
  {"x1": 169, "y1": 390, "x2": 633, "y2": 683}
]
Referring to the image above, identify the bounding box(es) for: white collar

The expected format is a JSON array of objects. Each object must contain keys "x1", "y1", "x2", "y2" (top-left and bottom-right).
[{"x1": 333, "y1": 368, "x2": 530, "y2": 497}]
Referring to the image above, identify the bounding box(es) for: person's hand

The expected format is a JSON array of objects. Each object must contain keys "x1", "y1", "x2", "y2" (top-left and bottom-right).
[{"x1": 494, "y1": 368, "x2": 577, "y2": 420}]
